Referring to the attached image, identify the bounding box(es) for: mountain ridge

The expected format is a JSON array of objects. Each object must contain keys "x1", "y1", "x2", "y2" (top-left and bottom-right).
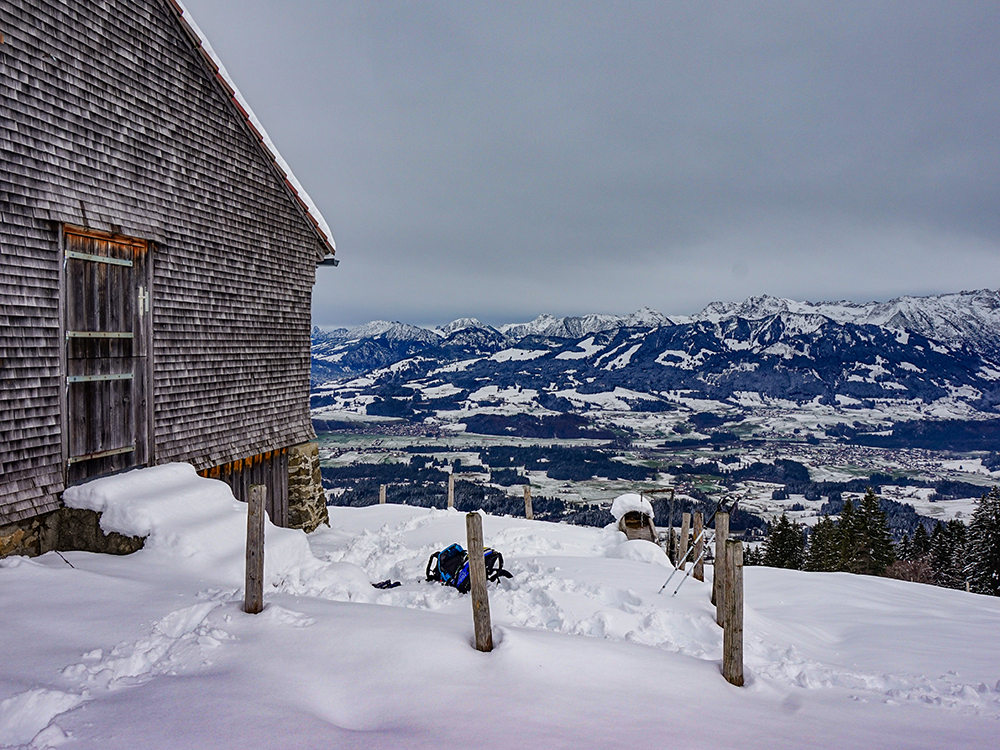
[
  {"x1": 317, "y1": 289, "x2": 1000, "y2": 353},
  {"x1": 313, "y1": 290, "x2": 1000, "y2": 384}
]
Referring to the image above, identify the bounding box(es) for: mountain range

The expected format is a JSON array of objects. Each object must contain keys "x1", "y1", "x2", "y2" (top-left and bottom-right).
[
  {"x1": 686, "y1": 289, "x2": 1000, "y2": 356},
  {"x1": 311, "y1": 289, "x2": 1000, "y2": 431}
]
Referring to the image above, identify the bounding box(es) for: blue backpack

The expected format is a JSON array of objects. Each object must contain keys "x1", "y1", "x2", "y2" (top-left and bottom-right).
[{"x1": 425, "y1": 543, "x2": 512, "y2": 593}]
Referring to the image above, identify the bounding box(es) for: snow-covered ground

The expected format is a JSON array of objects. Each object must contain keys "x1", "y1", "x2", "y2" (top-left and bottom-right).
[
  {"x1": 2, "y1": 464, "x2": 999, "y2": 749},
  {"x1": 884, "y1": 488, "x2": 981, "y2": 523}
]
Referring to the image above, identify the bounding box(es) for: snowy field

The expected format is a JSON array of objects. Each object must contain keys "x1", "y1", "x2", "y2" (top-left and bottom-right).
[
  {"x1": 2, "y1": 464, "x2": 999, "y2": 749},
  {"x1": 310, "y1": 365, "x2": 993, "y2": 445}
]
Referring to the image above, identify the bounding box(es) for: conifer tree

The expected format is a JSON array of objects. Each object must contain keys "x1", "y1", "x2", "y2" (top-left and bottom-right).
[
  {"x1": 743, "y1": 545, "x2": 764, "y2": 566},
  {"x1": 911, "y1": 523, "x2": 931, "y2": 559},
  {"x1": 930, "y1": 520, "x2": 944, "y2": 546},
  {"x1": 837, "y1": 498, "x2": 861, "y2": 572},
  {"x1": 897, "y1": 533, "x2": 911, "y2": 562},
  {"x1": 804, "y1": 516, "x2": 841, "y2": 572},
  {"x1": 762, "y1": 514, "x2": 805, "y2": 569},
  {"x1": 930, "y1": 520, "x2": 967, "y2": 588},
  {"x1": 930, "y1": 522, "x2": 948, "y2": 579},
  {"x1": 853, "y1": 488, "x2": 895, "y2": 576},
  {"x1": 966, "y1": 486, "x2": 1000, "y2": 596}
]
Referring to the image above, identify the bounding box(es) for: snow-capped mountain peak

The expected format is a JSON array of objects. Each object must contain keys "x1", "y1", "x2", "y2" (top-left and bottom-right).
[
  {"x1": 696, "y1": 294, "x2": 804, "y2": 322},
  {"x1": 436, "y1": 317, "x2": 494, "y2": 337},
  {"x1": 623, "y1": 306, "x2": 672, "y2": 328},
  {"x1": 499, "y1": 313, "x2": 561, "y2": 339},
  {"x1": 345, "y1": 320, "x2": 441, "y2": 344}
]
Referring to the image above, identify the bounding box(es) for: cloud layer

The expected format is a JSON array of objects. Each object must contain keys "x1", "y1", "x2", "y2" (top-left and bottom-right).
[{"x1": 183, "y1": 1, "x2": 1000, "y2": 327}]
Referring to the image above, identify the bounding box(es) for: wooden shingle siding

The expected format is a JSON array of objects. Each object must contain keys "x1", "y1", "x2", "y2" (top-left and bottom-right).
[
  {"x1": 1, "y1": 0, "x2": 323, "y2": 523},
  {"x1": 0, "y1": 207, "x2": 64, "y2": 522}
]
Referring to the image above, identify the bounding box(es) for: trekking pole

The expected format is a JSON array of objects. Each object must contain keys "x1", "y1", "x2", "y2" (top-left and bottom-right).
[
  {"x1": 672, "y1": 536, "x2": 714, "y2": 596},
  {"x1": 658, "y1": 503, "x2": 722, "y2": 593},
  {"x1": 657, "y1": 495, "x2": 739, "y2": 594},
  {"x1": 658, "y1": 528, "x2": 705, "y2": 593}
]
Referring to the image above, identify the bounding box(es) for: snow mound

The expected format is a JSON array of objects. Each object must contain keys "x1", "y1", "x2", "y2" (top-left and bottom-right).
[
  {"x1": 62, "y1": 463, "x2": 373, "y2": 600},
  {"x1": 610, "y1": 493, "x2": 654, "y2": 521},
  {"x1": 606, "y1": 539, "x2": 671, "y2": 565}
]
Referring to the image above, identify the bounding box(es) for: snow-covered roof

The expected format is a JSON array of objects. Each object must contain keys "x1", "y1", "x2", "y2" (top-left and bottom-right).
[
  {"x1": 169, "y1": 1, "x2": 336, "y2": 259},
  {"x1": 610, "y1": 493, "x2": 655, "y2": 521}
]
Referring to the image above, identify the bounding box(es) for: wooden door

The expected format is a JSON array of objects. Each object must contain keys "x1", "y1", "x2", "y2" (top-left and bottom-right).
[{"x1": 63, "y1": 227, "x2": 151, "y2": 484}]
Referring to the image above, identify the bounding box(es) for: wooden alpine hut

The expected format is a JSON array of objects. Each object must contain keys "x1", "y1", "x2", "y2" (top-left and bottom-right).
[{"x1": 1, "y1": 0, "x2": 337, "y2": 556}]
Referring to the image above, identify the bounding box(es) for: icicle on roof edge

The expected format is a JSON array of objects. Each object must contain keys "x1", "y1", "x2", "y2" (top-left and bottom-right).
[{"x1": 171, "y1": 0, "x2": 336, "y2": 255}]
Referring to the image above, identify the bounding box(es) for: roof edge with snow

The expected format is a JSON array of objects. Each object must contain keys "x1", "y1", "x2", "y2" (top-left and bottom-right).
[{"x1": 164, "y1": 0, "x2": 336, "y2": 261}]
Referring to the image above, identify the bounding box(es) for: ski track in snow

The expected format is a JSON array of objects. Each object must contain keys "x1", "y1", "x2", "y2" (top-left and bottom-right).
[
  {"x1": 59, "y1": 602, "x2": 229, "y2": 691},
  {"x1": 746, "y1": 635, "x2": 1000, "y2": 717},
  {"x1": 0, "y1": 601, "x2": 227, "y2": 748},
  {"x1": 1, "y1": 596, "x2": 328, "y2": 748},
  {"x1": 0, "y1": 689, "x2": 83, "y2": 748}
]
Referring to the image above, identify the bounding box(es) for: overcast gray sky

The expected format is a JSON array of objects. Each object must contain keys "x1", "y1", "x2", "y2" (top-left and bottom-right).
[{"x1": 182, "y1": 0, "x2": 1000, "y2": 329}]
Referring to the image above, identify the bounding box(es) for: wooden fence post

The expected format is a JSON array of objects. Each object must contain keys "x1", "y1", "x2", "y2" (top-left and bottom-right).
[
  {"x1": 722, "y1": 539, "x2": 744, "y2": 687},
  {"x1": 448, "y1": 474, "x2": 455, "y2": 509},
  {"x1": 379, "y1": 484, "x2": 386, "y2": 504},
  {"x1": 713, "y1": 511, "x2": 729, "y2": 621},
  {"x1": 678, "y1": 512, "x2": 691, "y2": 570},
  {"x1": 668, "y1": 495, "x2": 677, "y2": 562},
  {"x1": 244, "y1": 484, "x2": 266, "y2": 615},
  {"x1": 466, "y1": 512, "x2": 493, "y2": 652},
  {"x1": 523, "y1": 484, "x2": 533, "y2": 520},
  {"x1": 693, "y1": 511, "x2": 705, "y2": 582}
]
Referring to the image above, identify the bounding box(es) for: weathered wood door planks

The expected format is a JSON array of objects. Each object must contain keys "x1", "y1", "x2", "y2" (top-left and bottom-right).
[{"x1": 64, "y1": 227, "x2": 151, "y2": 484}]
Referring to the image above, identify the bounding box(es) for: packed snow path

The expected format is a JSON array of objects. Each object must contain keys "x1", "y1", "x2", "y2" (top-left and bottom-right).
[{"x1": 1, "y1": 465, "x2": 999, "y2": 749}]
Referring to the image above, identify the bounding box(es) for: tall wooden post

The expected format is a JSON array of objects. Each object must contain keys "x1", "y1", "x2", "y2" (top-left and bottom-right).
[
  {"x1": 447, "y1": 474, "x2": 455, "y2": 509},
  {"x1": 693, "y1": 511, "x2": 705, "y2": 582},
  {"x1": 244, "y1": 484, "x2": 266, "y2": 615},
  {"x1": 668, "y1": 495, "x2": 677, "y2": 562},
  {"x1": 678, "y1": 512, "x2": 691, "y2": 570},
  {"x1": 379, "y1": 484, "x2": 386, "y2": 504},
  {"x1": 466, "y1": 512, "x2": 493, "y2": 652},
  {"x1": 722, "y1": 539, "x2": 744, "y2": 687},
  {"x1": 523, "y1": 484, "x2": 533, "y2": 520},
  {"x1": 713, "y1": 511, "x2": 729, "y2": 622}
]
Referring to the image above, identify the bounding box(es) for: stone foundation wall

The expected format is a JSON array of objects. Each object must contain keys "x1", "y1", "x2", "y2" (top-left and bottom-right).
[
  {"x1": 0, "y1": 515, "x2": 52, "y2": 557},
  {"x1": 287, "y1": 441, "x2": 329, "y2": 533},
  {"x1": 0, "y1": 508, "x2": 144, "y2": 559},
  {"x1": 51, "y1": 508, "x2": 145, "y2": 555}
]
